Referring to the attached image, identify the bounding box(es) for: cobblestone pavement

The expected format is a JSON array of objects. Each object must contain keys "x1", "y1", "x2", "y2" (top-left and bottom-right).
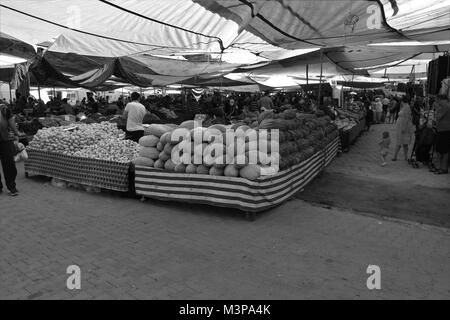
[{"x1": 0, "y1": 124, "x2": 449, "y2": 300}]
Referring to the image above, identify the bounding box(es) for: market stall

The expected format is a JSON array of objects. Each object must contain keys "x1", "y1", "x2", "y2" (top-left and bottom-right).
[
  {"x1": 131, "y1": 111, "x2": 340, "y2": 219},
  {"x1": 135, "y1": 136, "x2": 339, "y2": 218},
  {"x1": 335, "y1": 108, "x2": 366, "y2": 152},
  {"x1": 24, "y1": 122, "x2": 139, "y2": 192}
]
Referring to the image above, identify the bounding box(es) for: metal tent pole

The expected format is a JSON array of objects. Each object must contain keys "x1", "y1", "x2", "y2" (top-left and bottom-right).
[
  {"x1": 8, "y1": 81, "x2": 13, "y2": 103},
  {"x1": 306, "y1": 64, "x2": 309, "y2": 96},
  {"x1": 318, "y1": 50, "x2": 324, "y2": 105}
]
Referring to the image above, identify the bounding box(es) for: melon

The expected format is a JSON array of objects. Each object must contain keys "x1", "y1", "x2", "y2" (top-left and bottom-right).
[
  {"x1": 174, "y1": 163, "x2": 187, "y2": 173},
  {"x1": 156, "y1": 141, "x2": 164, "y2": 152},
  {"x1": 163, "y1": 143, "x2": 174, "y2": 155},
  {"x1": 160, "y1": 132, "x2": 172, "y2": 145},
  {"x1": 203, "y1": 154, "x2": 216, "y2": 167},
  {"x1": 154, "y1": 159, "x2": 165, "y2": 169},
  {"x1": 133, "y1": 157, "x2": 155, "y2": 167},
  {"x1": 209, "y1": 166, "x2": 224, "y2": 176},
  {"x1": 139, "y1": 147, "x2": 160, "y2": 160},
  {"x1": 185, "y1": 164, "x2": 197, "y2": 174},
  {"x1": 179, "y1": 120, "x2": 195, "y2": 130},
  {"x1": 224, "y1": 164, "x2": 239, "y2": 177},
  {"x1": 147, "y1": 124, "x2": 172, "y2": 137},
  {"x1": 233, "y1": 155, "x2": 248, "y2": 169},
  {"x1": 139, "y1": 135, "x2": 159, "y2": 147},
  {"x1": 196, "y1": 165, "x2": 210, "y2": 175},
  {"x1": 213, "y1": 154, "x2": 233, "y2": 169},
  {"x1": 164, "y1": 159, "x2": 176, "y2": 171},
  {"x1": 208, "y1": 124, "x2": 227, "y2": 134},
  {"x1": 240, "y1": 165, "x2": 261, "y2": 181},
  {"x1": 170, "y1": 128, "x2": 190, "y2": 144},
  {"x1": 159, "y1": 152, "x2": 171, "y2": 162}
]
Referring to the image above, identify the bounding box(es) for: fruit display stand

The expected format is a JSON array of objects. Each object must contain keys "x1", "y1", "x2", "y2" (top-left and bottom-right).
[
  {"x1": 135, "y1": 136, "x2": 340, "y2": 219},
  {"x1": 339, "y1": 116, "x2": 366, "y2": 151},
  {"x1": 24, "y1": 149, "x2": 132, "y2": 192}
]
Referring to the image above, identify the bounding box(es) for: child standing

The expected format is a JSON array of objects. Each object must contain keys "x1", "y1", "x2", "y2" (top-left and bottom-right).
[{"x1": 379, "y1": 131, "x2": 391, "y2": 166}]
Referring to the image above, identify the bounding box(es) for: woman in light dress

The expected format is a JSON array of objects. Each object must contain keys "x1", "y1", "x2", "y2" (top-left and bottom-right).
[{"x1": 392, "y1": 96, "x2": 415, "y2": 161}]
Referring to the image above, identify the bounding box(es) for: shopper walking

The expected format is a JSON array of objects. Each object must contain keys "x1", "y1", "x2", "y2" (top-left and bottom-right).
[
  {"x1": 433, "y1": 95, "x2": 450, "y2": 174},
  {"x1": 123, "y1": 92, "x2": 147, "y2": 143},
  {"x1": 392, "y1": 96, "x2": 415, "y2": 161},
  {"x1": 0, "y1": 104, "x2": 19, "y2": 196},
  {"x1": 387, "y1": 98, "x2": 398, "y2": 124},
  {"x1": 382, "y1": 96, "x2": 390, "y2": 123},
  {"x1": 373, "y1": 98, "x2": 383, "y2": 124}
]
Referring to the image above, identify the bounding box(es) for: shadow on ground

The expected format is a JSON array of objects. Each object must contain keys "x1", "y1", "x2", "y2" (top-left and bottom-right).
[{"x1": 296, "y1": 171, "x2": 450, "y2": 229}]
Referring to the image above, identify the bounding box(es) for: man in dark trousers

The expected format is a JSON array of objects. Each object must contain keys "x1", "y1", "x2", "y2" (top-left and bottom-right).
[{"x1": 0, "y1": 104, "x2": 20, "y2": 196}]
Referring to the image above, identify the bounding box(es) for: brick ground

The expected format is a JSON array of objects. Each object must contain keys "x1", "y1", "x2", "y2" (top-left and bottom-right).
[{"x1": 0, "y1": 124, "x2": 449, "y2": 300}]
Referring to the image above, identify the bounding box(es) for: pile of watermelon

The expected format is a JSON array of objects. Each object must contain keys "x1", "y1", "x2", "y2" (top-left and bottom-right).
[{"x1": 257, "y1": 115, "x2": 339, "y2": 170}]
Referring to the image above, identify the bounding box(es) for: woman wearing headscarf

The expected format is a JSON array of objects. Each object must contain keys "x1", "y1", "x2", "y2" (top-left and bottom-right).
[
  {"x1": 392, "y1": 96, "x2": 415, "y2": 161},
  {"x1": 433, "y1": 95, "x2": 450, "y2": 174},
  {"x1": 0, "y1": 104, "x2": 20, "y2": 196}
]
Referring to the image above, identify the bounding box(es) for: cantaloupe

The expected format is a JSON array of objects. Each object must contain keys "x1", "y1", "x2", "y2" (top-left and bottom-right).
[
  {"x1": 179, "y1": 120, "x2": 195, "y2": 130},
  {"x1": 160, "y1": 132, "x2": 172, "y2": 145},
  {"x1": 209, "y1": 166, "x2": 224, "y2": 176},
  {"x1": 163, "y1": 143, "x2": 174, "y2": 155},
  {"x1": 139, "y1": 147, "x2": 160, "y2": 160},
  {"x1": 185, "y1": 164, "x2": 197, "y2": 174},
  {"x1": 208, "y1": 124, "x2": 227, "y2": 134},
  {"x1": 170, "y1": 128, "x2": 190, "y2": 144},
  {"x1": 147, "y1": 124, "x2": 172, "y2": 137},
  {"x1": 154, "y1": 159, "x2": 165, "y2": 169},
  {"x1": 196, "y1": 165, "x2": 210, "y2": 175},
  {"x1": 133, "y1": 157, "x2": 155, "y2": 167},
  {"x1": 233, "y1": 155, "x2": 248, "y2": 169},
  {"x1": 156, "y1": 141, "x2": 164, "y2": 152},
  {"x1": 213, "y1": 154, "x2": 233, "y2": 169},
  {"x1": 203, "y1": 154, "x2": 216, "y2": 167},
  {"x1": 224, "y1": 164, "x2": 239, "y2": 177},
  {"x1": 159, "y1": 152, "x2": 170, "y2": 162},
  {"x1": 174, "y1": 163, "x2": 187, "y2": 173},
  {"x1": 239, "y1": 165, "x2": 261, "y2": 181},
  {"x1": 139, "y1": 135, "x2": 159, "y2": 147},
  {"x1": 164, "y1": 159, "x2": 176, "y2": 171}
]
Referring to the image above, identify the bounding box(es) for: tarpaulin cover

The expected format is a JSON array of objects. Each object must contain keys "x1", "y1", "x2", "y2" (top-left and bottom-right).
[
  {"x1": 0, "y1": 32, "x2": 36, "y2": 60},
  {"x1": 1, "y1": 0, "x2": 449, "y2": 88}
]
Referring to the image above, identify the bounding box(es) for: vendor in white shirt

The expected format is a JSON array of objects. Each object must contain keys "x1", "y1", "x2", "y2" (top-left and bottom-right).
[{"x1": 122, "y1": 92, "x2": 147, "y2": 142}]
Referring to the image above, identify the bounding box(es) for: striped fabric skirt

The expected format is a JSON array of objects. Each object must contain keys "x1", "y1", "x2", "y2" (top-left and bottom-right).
[{"x1": 135, "y1": 137, "x2": 340, "y2": 213}]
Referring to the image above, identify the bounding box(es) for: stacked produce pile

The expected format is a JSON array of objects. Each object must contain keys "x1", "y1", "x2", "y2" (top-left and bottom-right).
[
  {"x1": 38, "y1": 117, "x2": 73, "y2": 128},
  {"x1": 133, "y1": 112, "x2": 338, "y2": 180},
  {"x1": 334, "y1": 108, "x2": 365, "y2": 130},
  {"x1": 257, "y1": 114, "x2": 339, "y2": 171},
  {"x1": 28, "y1": 122, "x2": 124, "y2": 155},
  {"x1": 73, "y1": 138, "x2": 140, "y2": 163},
  {"x1": 133, "y1": 121, "x2": 276, "y2": 180}
]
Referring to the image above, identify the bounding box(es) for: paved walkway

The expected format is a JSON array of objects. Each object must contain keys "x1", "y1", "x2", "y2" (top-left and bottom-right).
[
  {"x1": 299, "y1": 123, "x2": 450, "y2": 228},
  {"x1": 0, "y1": 124, "x2": 449, "y2": 300},
  {"x1": 329, "y1": 124, "x2": 450, "y2": 189}
]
